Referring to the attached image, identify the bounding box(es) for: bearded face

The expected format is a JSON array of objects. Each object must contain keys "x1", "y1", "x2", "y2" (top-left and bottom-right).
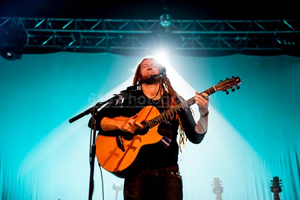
[{"x1": 138, "y1": 59, "x2": 161, "y2": 82}]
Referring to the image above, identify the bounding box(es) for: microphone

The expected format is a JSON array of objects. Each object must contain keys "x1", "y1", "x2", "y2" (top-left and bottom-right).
[
  {"x1": 140, "y1": 74, "x2": 162, "y2": 84},
  {"x1": 150, "y1": 74, "x2": 160, "y2": 79},
  {"x1": 151, "y1": 74, "x2": 164, "y2": 79}
]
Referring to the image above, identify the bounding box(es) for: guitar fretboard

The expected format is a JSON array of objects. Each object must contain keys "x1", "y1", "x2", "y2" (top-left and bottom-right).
[
  {"x1": 274, "y1": 193, "x2": 280, "y2": 200},
  {"x1": 145, "y1": 86, "x2": 217, "y2": 128}
]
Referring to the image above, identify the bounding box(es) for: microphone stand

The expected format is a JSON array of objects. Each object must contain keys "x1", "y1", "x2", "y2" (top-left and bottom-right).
[
  {"x1": 69, "y1": 96, "x2": 120, "y2": 200},
  {"x1": 68, "y1": 74, "x2": 158, "y2": 123},
  {"x1": 68, "y1": 75, "x2": 157, "y2": 200}
]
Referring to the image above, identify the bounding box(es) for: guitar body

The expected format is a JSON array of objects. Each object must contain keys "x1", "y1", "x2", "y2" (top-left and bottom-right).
[
  {"x1": 95, "y1": 76, "x2": 241, "y2": 177},
  {"x1": 96, "y1": 106, "x2": 171, "y2": 178}
]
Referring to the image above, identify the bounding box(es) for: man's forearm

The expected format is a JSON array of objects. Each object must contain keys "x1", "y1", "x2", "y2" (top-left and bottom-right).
[
  {"x1": 100, "y1": 117, "x2": 123, "y2": 131},
  {"x1": 195, "y1": 110, "x2": 209, "y2": 134}
]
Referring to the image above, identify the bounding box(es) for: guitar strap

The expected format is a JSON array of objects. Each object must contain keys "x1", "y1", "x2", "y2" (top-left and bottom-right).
[{"x1": 163, "y1": 93, "x2": 186, "y2": 151}]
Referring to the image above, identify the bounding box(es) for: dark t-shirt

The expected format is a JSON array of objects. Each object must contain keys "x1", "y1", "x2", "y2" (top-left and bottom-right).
[{"x1": 90, "y1": 89, "x2": 205, "y2": 171}]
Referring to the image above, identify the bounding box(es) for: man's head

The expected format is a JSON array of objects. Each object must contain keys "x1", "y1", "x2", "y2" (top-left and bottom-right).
[
  {"x1": 133, "y1": 57, "x2": 166, "y2": 83},
  {"x1": 132, "y1": 57, "x2": 178, "y2": 100}
]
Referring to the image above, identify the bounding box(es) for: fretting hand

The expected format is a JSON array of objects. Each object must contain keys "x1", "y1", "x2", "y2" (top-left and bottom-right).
[{"x1": 194, "y1": 92, "x2": 209, "y2": 117}]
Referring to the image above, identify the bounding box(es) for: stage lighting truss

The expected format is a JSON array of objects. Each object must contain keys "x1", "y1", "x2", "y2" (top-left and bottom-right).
[{"x1": 0, "y1": 17, "x2": 299, "y2": 55}]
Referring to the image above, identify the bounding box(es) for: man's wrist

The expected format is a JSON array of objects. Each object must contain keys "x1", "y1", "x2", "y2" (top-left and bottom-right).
[{"x1": 200, "y1": 110, "x2": 209, "y2": 118}]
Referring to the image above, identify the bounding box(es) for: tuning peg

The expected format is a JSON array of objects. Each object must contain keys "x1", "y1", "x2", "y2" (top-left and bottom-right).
[
  {"x1": 237, "y1": 86, "x2": 240, "y2": 90},
  {"x1": 231, "y1": 88, "x2": 235, "y2": 92},
  {"x1": 226, "y1": 91, "x2": 229, "y2": 95}
]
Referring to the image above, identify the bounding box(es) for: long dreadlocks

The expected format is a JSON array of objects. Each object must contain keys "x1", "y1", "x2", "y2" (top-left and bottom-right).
[{"x1": 132, "y1": 57, "x2": 188, "y2": 152}]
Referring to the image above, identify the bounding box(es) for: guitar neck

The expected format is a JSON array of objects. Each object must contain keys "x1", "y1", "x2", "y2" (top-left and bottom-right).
[
  {"x1": 274, "y1": 193, "x2": 280, "y2": 200},
  {"x1": 145, "y1": 86, "x2": 217, "y2": 128},
  {"x1": 179, "y1": 86, "x2": 217, "y2": 107},
  {"x1": 216, "y1": 194, "x2": 222, "y2": 200}
]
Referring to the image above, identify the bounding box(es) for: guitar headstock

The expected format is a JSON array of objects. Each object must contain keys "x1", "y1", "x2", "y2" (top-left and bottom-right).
[
  {"x1": 212, "y1": 177, "x2": 223, "y2": 194},
  {"x1": 271, "y1": 176, "x2": 282, "y2": 193},
  {"x1": 215, "y1": 76, "x2": 241, "y2": 95}
]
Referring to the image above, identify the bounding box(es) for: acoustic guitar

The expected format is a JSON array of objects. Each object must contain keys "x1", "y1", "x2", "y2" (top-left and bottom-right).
[
  {"x1": 271, "y1": 176, "x2": 282, "y2": 200},
  {"x1": 96, "y1": 76, "x2": 241, "y2": 177}
]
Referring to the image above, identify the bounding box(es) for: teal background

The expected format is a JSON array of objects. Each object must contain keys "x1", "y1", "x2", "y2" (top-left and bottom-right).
[{"x1": 0, "y1": 52, "x2": 299, "y2": 200}]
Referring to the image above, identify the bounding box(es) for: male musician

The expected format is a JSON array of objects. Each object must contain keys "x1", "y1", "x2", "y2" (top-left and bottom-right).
[{"x1": 90, "y1": 57, "x2": 209, "y2": 200}]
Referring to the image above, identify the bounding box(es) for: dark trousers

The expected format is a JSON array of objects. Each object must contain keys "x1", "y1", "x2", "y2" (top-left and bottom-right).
[{"x1": 124, "y1": 167, "x2": 183, "y2": 200}]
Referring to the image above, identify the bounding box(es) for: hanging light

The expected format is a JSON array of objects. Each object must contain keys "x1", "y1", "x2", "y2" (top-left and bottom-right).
[
  {"x1": 0, "y1": 29, "x2": 26, "y2": 60},
  {"x1": 159, "y1": 2, "x2": 171, "y2": 28},
  {"x1": 160, "y1": 13, "x2": 171, "y2": 27}
]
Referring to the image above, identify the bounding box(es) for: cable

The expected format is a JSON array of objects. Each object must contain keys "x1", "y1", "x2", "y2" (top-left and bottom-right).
[{"x1": 89, "y1": 110, "x2": 105, "y2": 200}]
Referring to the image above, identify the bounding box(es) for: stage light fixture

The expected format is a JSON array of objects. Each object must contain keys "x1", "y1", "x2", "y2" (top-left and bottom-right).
[
  {"x1": 0, "y1": 29, "x2": 26, "y2": 61},
  {"x1": 0, "y1": 46, "x2": 23, "y2": 60},
  {"x1": 160, "y1": 14, "x2": 172, "y2": 27}
]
